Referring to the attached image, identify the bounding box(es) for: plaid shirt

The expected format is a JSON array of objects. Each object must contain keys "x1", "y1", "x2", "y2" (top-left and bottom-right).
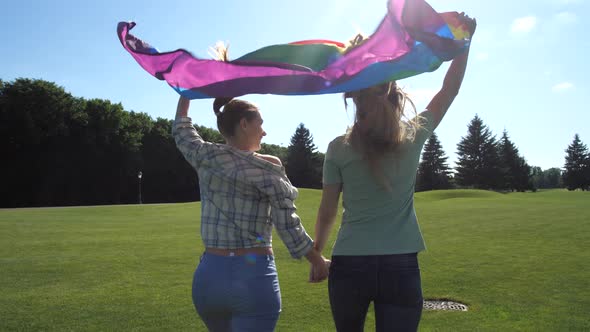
[{"x1": 172, "y1": 116, "x2": 313, "y2": 258}]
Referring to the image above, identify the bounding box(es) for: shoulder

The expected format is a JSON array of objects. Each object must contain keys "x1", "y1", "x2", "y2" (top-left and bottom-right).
[
  {"x1": 328, "y1": 135, "x2": 347, "y2": 150},
  {"x1": 330, "y1": 135, "x2": 346, "y2": 145},
  {"x1": 410, "y1": 110, "x2": 435, "y2": 143},
  {"x1": 254, "y1": 153, "x2": 283, "y2": 166},
  {"x1": 326, "y1": 135, "x2": 350, "y2": 157}
]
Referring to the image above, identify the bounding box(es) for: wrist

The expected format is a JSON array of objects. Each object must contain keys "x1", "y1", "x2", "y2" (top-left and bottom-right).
[
  {"x1": 313, "y1": 241, "x2": 321, "y2": 252},
  {"x1": 305, "y1": 247, "x2": 323, "y2": 264}
]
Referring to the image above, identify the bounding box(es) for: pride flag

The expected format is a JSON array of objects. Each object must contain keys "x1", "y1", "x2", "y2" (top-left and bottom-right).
[{"x1": 117, "y1": 0, "x2": 471, "y2": 99}]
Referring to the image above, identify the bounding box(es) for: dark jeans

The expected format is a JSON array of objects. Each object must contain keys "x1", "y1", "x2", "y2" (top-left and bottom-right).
[{"x1": 328, "y1": 253, "x2": 423, "y2": 332}]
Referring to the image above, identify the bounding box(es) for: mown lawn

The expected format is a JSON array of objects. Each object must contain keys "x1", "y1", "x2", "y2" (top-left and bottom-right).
[{"x1": 1, "y1": 189, "x2": 588, "y2": 331}]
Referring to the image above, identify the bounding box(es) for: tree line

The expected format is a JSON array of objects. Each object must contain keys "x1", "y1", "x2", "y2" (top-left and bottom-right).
[
  {"x1": 1, "y1": 78, "x2": 586, "y2": 207},
  {"x1": 0, "y1": 78, "x2": 325, "y2": 208},
  {"x1": 416, "y1": 115, "x2": 590, "y2": 192}
]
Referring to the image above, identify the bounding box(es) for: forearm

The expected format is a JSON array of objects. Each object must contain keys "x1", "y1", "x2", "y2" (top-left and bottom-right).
[
  {"x1": 176, "y1": 96, "x2": 190, "y2": 119},
  {"x1": 426, "y1": 47, "x2": 471, "y2": 127},
  {"x1": 171, "y1": 96, "x2": 206, "y2": 168},
  {"x1": 273, "y1": 208, "x2": 314, "y2": 259},
  {"x1": 442, "y1": 47, "x2": 470, "y2": 97},
  {"x1": 314, "y1": 207, "x2": 337, "y2": 253}
]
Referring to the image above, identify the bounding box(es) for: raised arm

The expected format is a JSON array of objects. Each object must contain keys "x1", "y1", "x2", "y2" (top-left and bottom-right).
[
  {"x1": 171, "y1": 96, "x2": 207, "y2": 169},
  {"x1": 176, "y1": 96, "x2": 190, "y2": 119},
  {"x1": 426, "y1": 13, "x2": 477, "y2": 129}
]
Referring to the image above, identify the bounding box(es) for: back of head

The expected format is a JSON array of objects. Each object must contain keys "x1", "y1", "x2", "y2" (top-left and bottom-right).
[
  {"x1": 213, "y1": 98, "x2": 259, "y2": 138},
  {"x1": 343, "y1": 82, "x2": 420, "y2": 190},
  {"x1": 344, "y1": 81, "x2": 419, "y2": 151}
]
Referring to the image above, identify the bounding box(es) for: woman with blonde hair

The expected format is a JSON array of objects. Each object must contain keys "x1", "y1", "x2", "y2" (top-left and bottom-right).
[{"x1": 311, "y1": 13, "x2": 476, "y2": 332}]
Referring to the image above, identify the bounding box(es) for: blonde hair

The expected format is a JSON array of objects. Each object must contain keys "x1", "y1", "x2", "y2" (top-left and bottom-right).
[
  {"x1": 209, "y1": 41, "x2": 230, "y2": 62},
  {"x1": 209, "y1": 41, "x2": 260, "y2": 139},
  {"x1": 343, "y1": 34, "x2": 422, "y2": 190}
]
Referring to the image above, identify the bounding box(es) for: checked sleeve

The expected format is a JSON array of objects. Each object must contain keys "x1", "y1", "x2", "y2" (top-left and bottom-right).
[{"x1": 256, "y1": 173, "x2": 313, "y2": 259}]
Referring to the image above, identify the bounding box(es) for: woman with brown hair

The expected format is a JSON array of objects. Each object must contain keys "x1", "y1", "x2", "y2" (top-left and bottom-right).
[
  {"x1": 311, "y1": 13, "x2": 476, "y2": 332},
  {"x1": 173, "y1": 93, "x2": 329, "y2": 331}
]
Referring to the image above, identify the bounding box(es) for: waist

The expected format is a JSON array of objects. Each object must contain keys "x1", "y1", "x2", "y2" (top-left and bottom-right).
[{"x1": 205, "y1": 247, "x2": 274, "y2": 257}]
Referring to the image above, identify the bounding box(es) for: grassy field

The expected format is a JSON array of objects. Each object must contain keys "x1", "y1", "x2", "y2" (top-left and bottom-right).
[{"x1": 1, "y1": 189, "x2": 589, "y2": 331}]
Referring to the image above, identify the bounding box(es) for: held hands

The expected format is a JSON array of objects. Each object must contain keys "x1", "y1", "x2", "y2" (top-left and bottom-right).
[{"x1": 308, "y1": 254, "x2": 331, "y2": 283}]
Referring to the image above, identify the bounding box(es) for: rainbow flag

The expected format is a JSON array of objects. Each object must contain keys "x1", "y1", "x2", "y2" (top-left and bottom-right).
[{"x1": 117, "y1": 0, "x2": 471, "y2": 99}]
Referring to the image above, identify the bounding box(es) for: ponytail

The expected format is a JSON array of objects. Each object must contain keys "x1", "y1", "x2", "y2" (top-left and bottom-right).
[{"x1": 213, "y1": 97, "x2": 234, "y2": 116}]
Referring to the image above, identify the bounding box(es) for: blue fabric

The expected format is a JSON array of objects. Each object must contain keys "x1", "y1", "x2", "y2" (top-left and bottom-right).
[
  {"x1": 192, "y1": 253, "x2": 281, "y2": 332},
  {"x1": 328, "y1": 253, "x2": 423, "y2": 332}
]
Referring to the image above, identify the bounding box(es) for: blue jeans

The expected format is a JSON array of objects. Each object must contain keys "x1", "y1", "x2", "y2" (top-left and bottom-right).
[
  {"x1": 328, "y1": 253, "x2": 423, "y2": 332},
  {"x1": 192, "y1": 253, "x2": 281, "y2": 332}
]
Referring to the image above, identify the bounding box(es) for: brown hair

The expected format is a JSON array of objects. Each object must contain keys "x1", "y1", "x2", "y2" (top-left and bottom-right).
[
  {"x1": 210, "y1": 42, "x2": 260, "y2": 139},
  {"x1": 343, "y1": 35, "x2": 421, "y2": 189},
  {"x1": 213, "y1": 98, "x2": 259, "y2": 138}
]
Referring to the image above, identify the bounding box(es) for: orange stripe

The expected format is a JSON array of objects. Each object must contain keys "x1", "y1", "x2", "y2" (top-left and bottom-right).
[{"x1": 289, "y1": 39, "x2": 346, "y2": 48}]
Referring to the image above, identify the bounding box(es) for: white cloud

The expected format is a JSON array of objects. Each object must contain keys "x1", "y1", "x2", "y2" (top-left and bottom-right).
[
  {"x1": 554, "y1": 11, "x2": 577, "y2": 24},
  {"x1": 552, "y1": 82, "x2": 574, "y2": 92},
  {"x1": 511, "y1": 16, "x2": 537, "y2": 34}
]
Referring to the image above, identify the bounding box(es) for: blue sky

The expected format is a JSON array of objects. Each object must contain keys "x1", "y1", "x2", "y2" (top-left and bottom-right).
[{"x1": 2, "y1": 0, "x2": 588, "y2": 170}]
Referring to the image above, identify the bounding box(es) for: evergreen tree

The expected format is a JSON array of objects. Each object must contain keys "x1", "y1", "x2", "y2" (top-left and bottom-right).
[
  {"x1": 455, "y1": 115, "x2": 502, "y2": 189},
  {"x1": 416, "y1": 133, "x2": 452, "y2": 191},
  {"x1": 497, "y1": 130, "x2": 533, "y2": 191},
  {"x1": 563, "y1": 134, "x2": 590, "y2": 191},
  {"x1": 497, "y1": 130, "x2": 519, "y2": 190},
  {"x1": 285, "y1": 123, "x2": 322, "y2": 189}
]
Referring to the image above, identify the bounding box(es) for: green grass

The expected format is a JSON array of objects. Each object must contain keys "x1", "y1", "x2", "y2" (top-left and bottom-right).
[{"x1": 1, "y1": 189, "x2": 589, "y2": 331}]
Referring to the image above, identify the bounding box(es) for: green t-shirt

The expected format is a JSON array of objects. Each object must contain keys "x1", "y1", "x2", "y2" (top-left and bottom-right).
[{"x1": 323, "y1": 111, "x2": 435, "y2": 256}]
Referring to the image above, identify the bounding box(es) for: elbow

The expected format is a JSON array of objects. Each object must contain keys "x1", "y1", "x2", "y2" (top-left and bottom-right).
[
  {"x1": 443, "y1": 84, "x2": 460, "y2": 99},
  {"x1": 442, "y1": 78, "x2": 463, "y2": 98}
]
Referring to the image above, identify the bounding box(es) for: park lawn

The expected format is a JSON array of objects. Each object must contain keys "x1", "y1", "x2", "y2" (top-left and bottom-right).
[{"x1": 0, "y1": 189, "x2": 588, "y2": 331}]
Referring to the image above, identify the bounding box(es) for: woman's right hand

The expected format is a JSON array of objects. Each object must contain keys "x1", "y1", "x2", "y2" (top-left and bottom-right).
[{"x1": 458, "y1": 12, "x2": 477, "y2": 37}]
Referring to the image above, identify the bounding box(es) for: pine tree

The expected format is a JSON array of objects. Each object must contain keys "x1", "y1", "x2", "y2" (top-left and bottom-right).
[
  {"x1": 563, "y1": 134, "x2": 590, "y2": 191},
  {"x1": 285, "y1": 123, "x2": 322, "y2": 189},
  {"x1": 416, "y1": 133, "x2": 452, "y2": 191},
  {"x1": 497, "y1": 130, "x2": 519, "y2": 190},
  {"x1": 455, "y1": 115, "x2": 502, "y2": 189},
  {"x1": 497, "y1": 130, "x2": 533, "y2": 191}
]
